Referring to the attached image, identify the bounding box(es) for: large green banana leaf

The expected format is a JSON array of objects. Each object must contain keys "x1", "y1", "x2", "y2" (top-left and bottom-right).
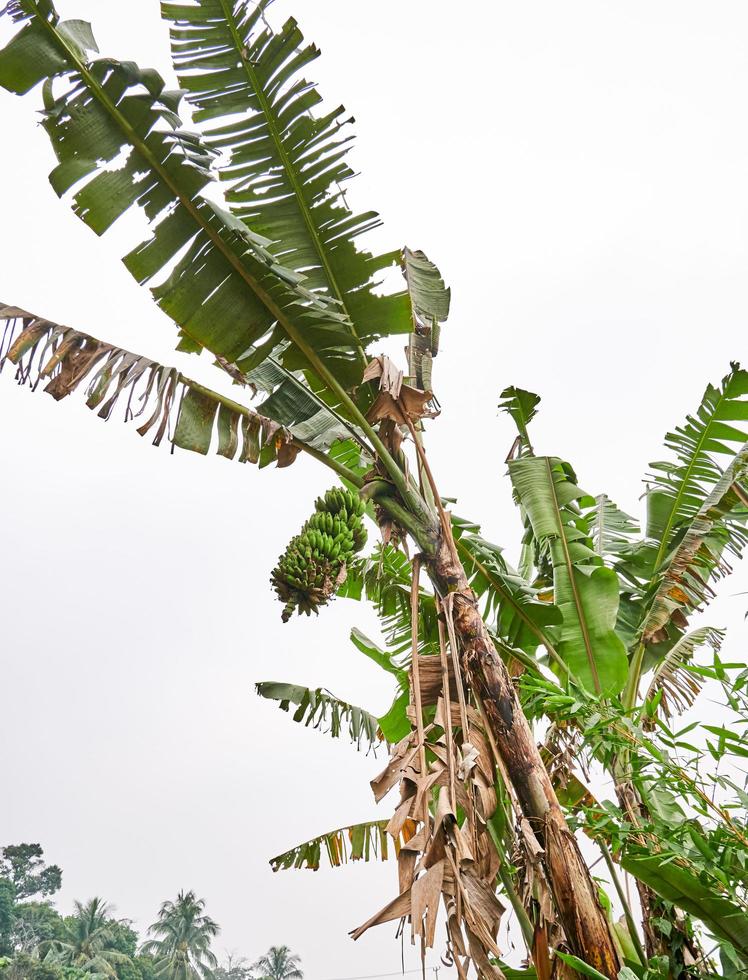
[
  {"x1": 508, "y1": 457, "x2": 628, "y2": 695},
  {"x1": 644, "y1": 365, "x2": 748, "y2": 572},
  {"x1": 162, "y1": 0, "x2": 411, "y2": 371},
  {"x1": 621, "y1": 851, "x2": 748, "y2": 960},
  {"x1": 639, "y1": 446, "x2": 748, "y2": 643},
  {"x1": 0, "y1": 1, "x2": 410, "y2": 431}
]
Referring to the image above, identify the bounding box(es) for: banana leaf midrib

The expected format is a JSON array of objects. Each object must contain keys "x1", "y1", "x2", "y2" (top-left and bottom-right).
[
  {"x1": 34, "y1": 7, "x2": 359, "y2": 426},
  {"x1": 593, "y1": 494, "x2": 606, "y2": 557},
  {"x1": 214, "y1": 0, "x2": 368, "y2": 371},
  {"x1": 543, "y1": 457, "x2": 602, "y2": 695}
]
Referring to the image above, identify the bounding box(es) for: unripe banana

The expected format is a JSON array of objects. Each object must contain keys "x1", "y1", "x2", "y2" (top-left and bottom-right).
[{"x1": 271, "y1": 485, "x2": 369, "y2": 622}]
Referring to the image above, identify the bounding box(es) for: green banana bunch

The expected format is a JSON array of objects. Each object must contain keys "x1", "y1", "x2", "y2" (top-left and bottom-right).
[{"x1": 271, "y1": 487, "x2": 368, "y2": 622}]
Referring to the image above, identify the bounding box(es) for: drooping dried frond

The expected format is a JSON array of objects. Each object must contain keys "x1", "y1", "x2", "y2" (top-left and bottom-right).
[
  {"x1": 270, "y1": 819, "x2": 417, "y2": 872},
  {"x1": 645, "y1": 626, "x2": 724, "y2": 719},
  {"x1": 351, "y1": 643, "x2": 509, "y2": 978},
  {"x1": 255, "y1": 681, "x2": 383, "y2": 754},
  {"x1": 0, "y1": 304, "x2": 293, "y2": 465}
]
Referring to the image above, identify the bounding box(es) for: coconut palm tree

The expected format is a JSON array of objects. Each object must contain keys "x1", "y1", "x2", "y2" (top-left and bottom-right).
[
  {"x1": 251, "y1": 947, "x2": 302, "y2": 980},
  {"x1": 141, "y1": 891, "x2": 219, "y2": 980},
  {"x1": 45, "y1": 897, "x2": 129, "y2": 977}
]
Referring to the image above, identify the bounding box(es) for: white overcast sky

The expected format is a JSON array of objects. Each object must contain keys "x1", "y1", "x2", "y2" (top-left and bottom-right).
[{"x1": 2, "y1": 1, "x2": 748, "y2": 977}]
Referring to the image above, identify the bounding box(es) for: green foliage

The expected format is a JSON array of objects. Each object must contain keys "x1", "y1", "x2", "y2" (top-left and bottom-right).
[
  {"x1": 0, "y1": 884, "x2": 14, "y2": 958},
  {"x1": 11, "y1": 902, "x2": 64, "y2": 953},
  {"x1": 104, "y1": 921, "x2": 137, "y2": 961},
  {"x1": 251, "y1": 945, "x2": 303, "y2": 980},
  {"x1": 270, "y1": 820, "x2": 396, "y2": 872},
  {"x1": 132, "y1": 956, "x2": 159, "y2": 980},
  {"x1": 271, "y1": 487, "x2": 367, "y2": 621},
  {"x1": 621, "y1": 851, "x2": 748, "y2": 957},
  {"x1": 0, "y1": 845, "x2": 62, "y2": 902},
  {"x1": 50, "y1": 898, "x2": 130, "y2": 977},
  {"x1": 255, "y1": 682, "x2": 382, "y2": 753},
  {"x1": 0, "y1": 952, "x2": 80, "y2": 980},
  {"x1": 499, "y1": 386, "x2": 540, "y2": 456},
  {"x1": 140, "y1": 891, "x2": 218, "y2": 980},
  {"x1": 508, "y1": 456, "x2": 628, "y2": 694}
]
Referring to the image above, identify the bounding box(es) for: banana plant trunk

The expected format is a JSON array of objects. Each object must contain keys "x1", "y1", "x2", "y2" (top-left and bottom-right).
[{"x1": 426, "y1": 527, "x2": 621, "y2": 977}]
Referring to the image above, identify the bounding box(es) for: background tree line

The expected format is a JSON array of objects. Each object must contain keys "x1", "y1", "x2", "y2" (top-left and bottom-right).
[{"x1": 0, "y1": 844, "x2": 301, "y2": 980}]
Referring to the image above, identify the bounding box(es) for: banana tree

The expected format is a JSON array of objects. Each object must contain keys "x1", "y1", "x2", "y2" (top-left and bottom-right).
[
  {"x1": 258, "y1": 377, "x2": 748, "y2": 977},
  {"x1": 1, "y1": 1, "x2": 745, "y2": 978},
  {"x1": 0, "y1": 0, "x2": 622, "y2": 970},
  {"x1": 498, "y1": 377, "x2": 748, "y2": 974}
]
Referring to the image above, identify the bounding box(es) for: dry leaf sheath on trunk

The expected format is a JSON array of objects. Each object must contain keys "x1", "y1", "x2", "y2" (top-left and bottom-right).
[
  {"x1": 370, "y1": 485, "x2": 620, "y2": 976},
  {"x1": 350, "y1": 360, "x2": 620, "y2": 975}
]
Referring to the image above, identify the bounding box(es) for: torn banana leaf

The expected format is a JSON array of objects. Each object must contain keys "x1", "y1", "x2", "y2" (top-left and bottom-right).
[
  {"x1": 255, "y1": 682, "x2": 383, "y2": 753},
  {"x1": 0, "y1": 2, "x2": 380, "y2": 416},
  {"x1": 498, "y1": 385, "x2": 540, "y2": 457},
  {"x1": 404, "y1": 247, "x2": 450, "y2": 394},
  {"x1": 270, "y1": 819, "x2": 417, "y2": 872},
  {"x1": 0, "y1": 304, "x2": 301, "y2": 467},
  {"x1": 162, "y1": 0, "x2": 413, "y2": 366},
  {"x1": 645, "y1": 365, "x2": 748, "y2": 571},
  {"x1": 640, "y1": 446, "x2": 748, "y2": 643}
]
